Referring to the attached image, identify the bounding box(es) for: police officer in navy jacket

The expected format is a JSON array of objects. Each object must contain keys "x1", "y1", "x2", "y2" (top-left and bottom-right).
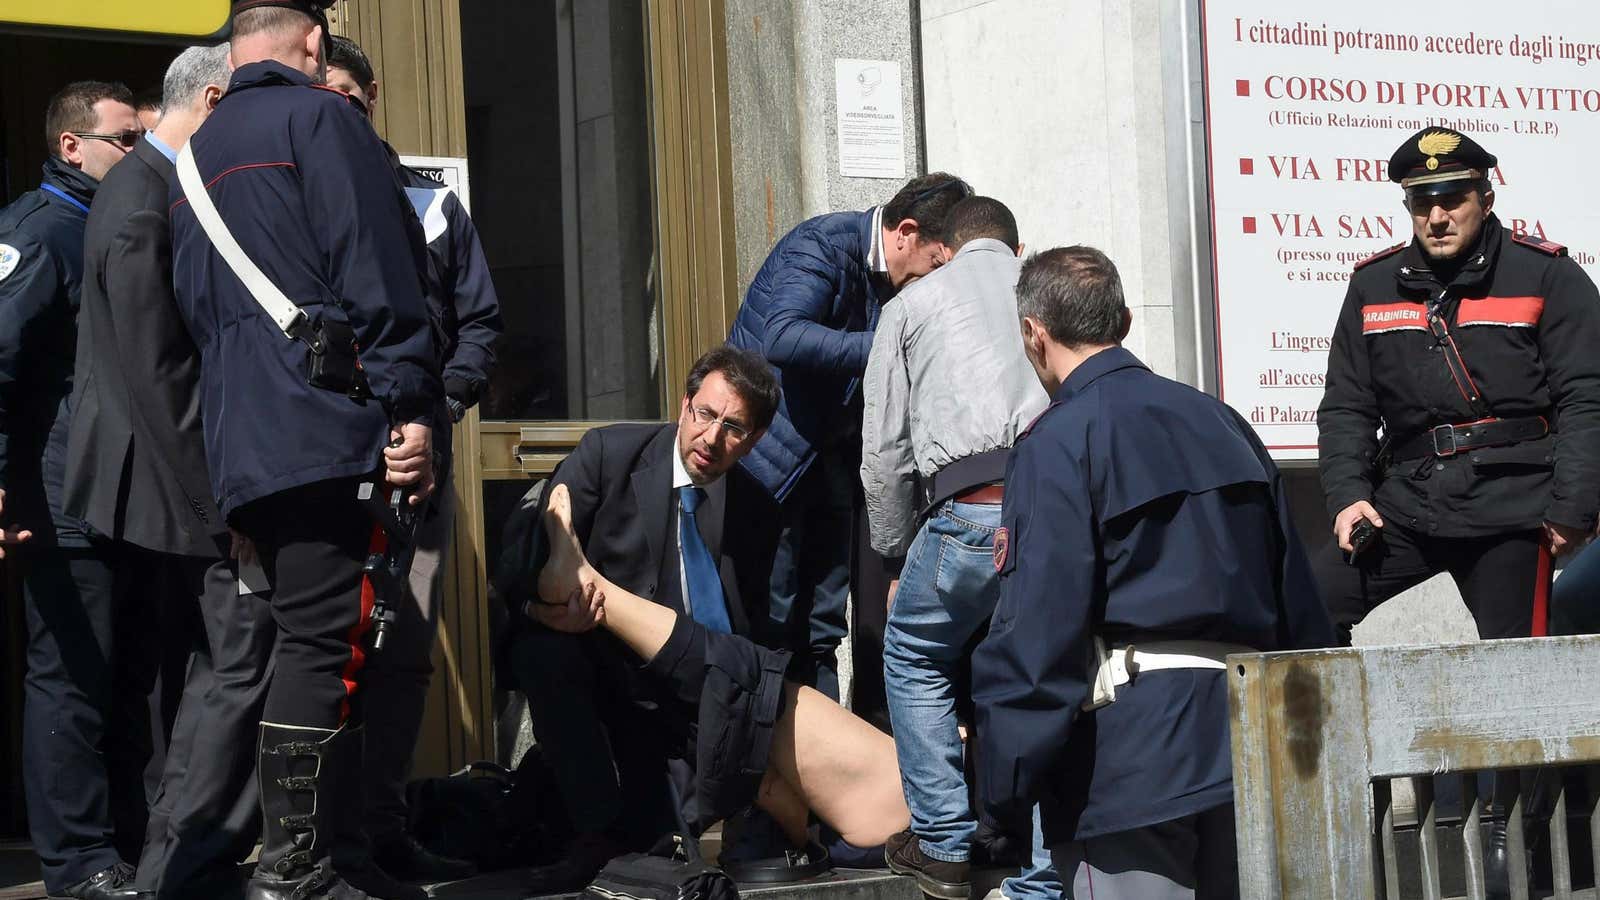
[
  {"x1": 973, "y1": 247, "x2": 1334, "y2": 899},
  {"x1": 0, "y1": 80, "x2": 156, "y2": 900},
  {"x1": 169, "y1": 3, "x2": 441, "y2": 898},
  {"x1": 726, "y1": 173, "x2": 970, "y2": 697}
]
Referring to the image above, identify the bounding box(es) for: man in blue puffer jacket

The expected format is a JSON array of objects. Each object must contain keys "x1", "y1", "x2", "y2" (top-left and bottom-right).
[{"x1": 728, "y1": 173, "x2": 971, "y2": 698}]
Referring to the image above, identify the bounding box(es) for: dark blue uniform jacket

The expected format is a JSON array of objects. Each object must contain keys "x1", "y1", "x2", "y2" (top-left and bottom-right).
[
  {"x1": 0, "y1": 159, "x2": 100, "y2": 547},
  {"x1": 973, "y1": 347, "x2": 1334, "y2": 845},
  {"x1": 390, "y1": 148, "x2": 502, "y2": 470},
  {"x1": 728, "y1": 210, "x2": 888, "y2": 498},
  {"x1": 171, "y1": 62, "x2": 441, "y2": 516},
  {"x1": 389, "y1": 146, "x2": 501, "y2": 417}
]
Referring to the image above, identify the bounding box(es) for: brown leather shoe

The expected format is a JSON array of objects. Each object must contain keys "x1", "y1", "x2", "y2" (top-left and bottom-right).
[{"x1": 884, "y1": 830, "x2": 970, "y2": 900}]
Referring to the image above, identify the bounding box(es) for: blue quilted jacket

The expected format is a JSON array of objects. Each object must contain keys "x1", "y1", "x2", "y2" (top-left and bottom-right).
[{"x1": 728, "y1": 210, "x2": 889, "y2": 499}]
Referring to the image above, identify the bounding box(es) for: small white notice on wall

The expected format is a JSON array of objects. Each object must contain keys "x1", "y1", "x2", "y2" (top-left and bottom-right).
[
  {"x1": 835, "y1": 59, "x2": 905, "y2": 179},
  {"x1": 399, "y1": 155, "x2": 472, "y2": 213}
]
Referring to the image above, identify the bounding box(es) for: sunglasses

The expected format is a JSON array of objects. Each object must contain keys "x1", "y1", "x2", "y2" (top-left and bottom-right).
[
  {"x1": 905, "y1": 176, "x2": 974, "y2": 207},
  {"x1": 73, "y1": 129, "x2": 144, "y2": 150}
]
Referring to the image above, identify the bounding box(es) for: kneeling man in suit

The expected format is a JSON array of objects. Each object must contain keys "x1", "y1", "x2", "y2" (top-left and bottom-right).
[{"x1": 508, "y1": 344, "x2": 783, "y2": 891}]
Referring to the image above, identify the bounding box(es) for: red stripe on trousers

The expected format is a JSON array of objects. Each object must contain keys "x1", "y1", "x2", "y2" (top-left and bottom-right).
[
  {"x1": 339, "y1": 524, "x2": 387, "y2": 723},
  {"x1": 1531, "y1": 543, "x2": 1551, "y2": 638}
]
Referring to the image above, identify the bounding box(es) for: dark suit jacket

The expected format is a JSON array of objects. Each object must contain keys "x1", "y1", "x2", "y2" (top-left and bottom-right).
[
  {"x1": 545, "y1": 422, "x2": 780, "y2": 634},
  {"x1": 63, "y1": 138, "x2": 223, "y2": 557}
]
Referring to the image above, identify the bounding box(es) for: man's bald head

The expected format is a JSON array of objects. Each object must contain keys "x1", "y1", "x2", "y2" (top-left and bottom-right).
[{"x1": 229, "y1": 8, "x2": 323, "y2": 78}]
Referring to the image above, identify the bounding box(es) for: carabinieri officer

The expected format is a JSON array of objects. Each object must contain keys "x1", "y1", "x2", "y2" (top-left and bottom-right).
[
  {"x1": 1315, "y1": 128, "x2": 1600, "y2": 643},
  {"x1": 1315, "y1": 127, "x2": 1600, "y2": 898},
  {"x1": 169, "y1": 2, "x2": 441, "y2": 898}
]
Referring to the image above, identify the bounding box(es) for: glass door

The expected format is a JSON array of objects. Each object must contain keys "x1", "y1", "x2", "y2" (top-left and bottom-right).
[
  {"x1": 456, "y1": 0, "x2": 742, "y2": 762},
  {"x1": 337, "y1": 0, "x2": 742, "y2": 771}
]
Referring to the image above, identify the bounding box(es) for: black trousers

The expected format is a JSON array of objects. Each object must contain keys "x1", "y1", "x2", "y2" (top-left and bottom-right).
[
  {"x1": 21, "y1": 541, "x2": 164, "y2": 892},
  {"x1": 762, "y1": 448, "x2": 855, "y2": 700},
  {"x1": 1311, "y1": 524, "x2": 1549, "y2": 644},
  {"x1": 509, "y1": 625, "x2": 679, "y2": 847},
  {"x1": 136, "y1": 548, "x2": 275, "y2": 898},
  {"x1": 234, "y1": 477, "x2": 377, "y2": 730}
]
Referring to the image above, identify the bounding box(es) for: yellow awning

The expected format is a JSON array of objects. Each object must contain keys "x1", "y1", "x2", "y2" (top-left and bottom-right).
[{"x1": 0, "y1": 1, "x2": 231, "y2": 38}]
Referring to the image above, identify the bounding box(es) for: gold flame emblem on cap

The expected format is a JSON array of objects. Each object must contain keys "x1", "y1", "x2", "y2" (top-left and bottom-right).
[{"x1": 1418, "y1": 131, "x2": 1461, "y2": 172}]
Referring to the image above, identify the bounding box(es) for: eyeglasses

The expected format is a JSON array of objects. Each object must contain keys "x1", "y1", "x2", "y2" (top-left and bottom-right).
[
  {"x1": 73, "y1": 130, "x2": 144, "y2": 150},
  {"x1": 689, "y1": 405, "x2": 751, "y2": 441}
]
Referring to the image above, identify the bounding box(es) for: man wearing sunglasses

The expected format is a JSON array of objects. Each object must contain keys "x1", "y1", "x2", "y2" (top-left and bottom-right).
[
  {"x1": 727, "y1": 173, "x2": 972, "y2": 703},
  {"x1": 1316, "y1": 128, "x2": 1600, "y2": 897},
  {"x1": 0, "y1": 80, "x2": 150, "y2": 900}
]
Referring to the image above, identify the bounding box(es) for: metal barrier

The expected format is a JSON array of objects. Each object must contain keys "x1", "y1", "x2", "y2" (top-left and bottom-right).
[{"x1": 1229, "y1": 636, "x2": 1600, "y2": 899}]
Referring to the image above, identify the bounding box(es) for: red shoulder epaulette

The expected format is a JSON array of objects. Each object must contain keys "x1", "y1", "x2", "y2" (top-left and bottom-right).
[
  {"x1": 1016, "y1": 403, "x2": 1055, "y2": 441},
  {"x1": 1512, "y1": 233, "x2": 1568, "y2": 256},
  {"x1": 1353, "y1": 242, "x2": 1406, "y2": 271}
]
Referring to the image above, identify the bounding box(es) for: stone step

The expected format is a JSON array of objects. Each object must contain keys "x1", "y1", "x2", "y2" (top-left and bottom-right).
[{"x1": 427, "y1": 867, "x2": 922, "y2": 900}]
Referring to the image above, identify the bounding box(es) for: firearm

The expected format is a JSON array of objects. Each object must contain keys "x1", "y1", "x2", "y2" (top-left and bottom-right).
[
  {"x1": 360, "y1": 476, "x2": 424, "y2": 653},
  {"x1": 1346, "y1": 517, "x2": 1378, "y2": 564}
]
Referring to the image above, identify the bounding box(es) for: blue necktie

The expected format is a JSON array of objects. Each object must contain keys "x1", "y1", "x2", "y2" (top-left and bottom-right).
[{"x1": 678, "y1": 485, "x2": 731, "y2": 633}]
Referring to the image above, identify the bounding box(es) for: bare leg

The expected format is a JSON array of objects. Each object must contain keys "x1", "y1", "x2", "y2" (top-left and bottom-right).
[
  {"x1": 768, "y1": 683, "x2": 909, "y2": 848},
  {"x1": 754, "y1": 770, "x2": 811, "y2": 847},
  {"x1": 537, "y1": 484, "x2": 910, "y2": 846}
]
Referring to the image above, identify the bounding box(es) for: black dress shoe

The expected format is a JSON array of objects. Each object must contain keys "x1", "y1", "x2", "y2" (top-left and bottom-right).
[
  {"x1": 371, "y1": 833, "x2": 477, "y2": 884},
  {"x1": 340, "y1": 862, "x2": 425, "y2": 900},
  {"x1": 720, "y1": 841, "x2": 832, "y2": 884},
  {"x1": 522, "y1": 832, "x2": 625, "y2": 895},
  {"x1": 51, "y1": 863, "x2": 151, "y2": 900}
]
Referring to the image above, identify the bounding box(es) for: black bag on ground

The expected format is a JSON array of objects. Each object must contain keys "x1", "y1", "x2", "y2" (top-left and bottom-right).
[
  {"x1": 405, "y1": 747, "x2": 572, "y2": 872},
  {"x1": 582, "y1": 835, "x2": 739, "y2": 900}
]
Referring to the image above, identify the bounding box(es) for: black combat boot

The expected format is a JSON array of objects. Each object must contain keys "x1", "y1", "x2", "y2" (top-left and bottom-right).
[
  {"x1": 1484, "y1": 768, "x2": 1554, "y2": 900},
  {"x1": 244, "y1": 723, "x2": 380, "y2": 900}
]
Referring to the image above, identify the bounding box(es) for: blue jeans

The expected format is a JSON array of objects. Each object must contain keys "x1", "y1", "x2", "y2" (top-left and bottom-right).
[
  {"x1": 883, "y1": 500, "x2": 1002, "y2": 862},
  {"x1": 1003, "y1": 807, "x2": 1062, "y2": 900},
  {"x1": 1552, "y1": 539, "x2": 1600, "y2": 635}
]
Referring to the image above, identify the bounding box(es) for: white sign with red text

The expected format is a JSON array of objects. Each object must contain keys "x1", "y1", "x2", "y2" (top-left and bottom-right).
[{"x1": 1200, "y1": 0, "x2": 1600, "y2": 459}]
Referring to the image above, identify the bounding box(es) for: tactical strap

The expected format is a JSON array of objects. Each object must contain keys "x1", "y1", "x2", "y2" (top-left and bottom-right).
[
  {"x1": 1424, "y1": 296, "x2": 1494, "y2": 421},
  {"x1": 176, "y1": 143, "x2": 311, "y2": 340}
]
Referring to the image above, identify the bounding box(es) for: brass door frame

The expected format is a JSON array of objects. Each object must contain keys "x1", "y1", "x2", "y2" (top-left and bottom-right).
[
  {"x1": 480, "y1": 0, "x2": 740, "y2": 476},
  {"x1": 331, "y1": 0, "x2": 738, "y2": 773}
]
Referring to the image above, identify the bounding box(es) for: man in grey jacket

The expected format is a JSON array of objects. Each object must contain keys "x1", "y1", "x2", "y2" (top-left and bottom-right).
[{"x1": 860, "y1": 196, "x2": 1049, "y2": 899}]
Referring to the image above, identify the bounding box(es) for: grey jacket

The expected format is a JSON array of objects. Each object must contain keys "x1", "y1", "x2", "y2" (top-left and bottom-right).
[{"x1": 860, "y1": 239, "x2": 1049, "y2": 556}]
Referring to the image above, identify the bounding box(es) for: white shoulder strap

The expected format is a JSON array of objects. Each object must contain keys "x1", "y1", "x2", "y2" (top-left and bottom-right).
[{"x1": 176, "y1": 142, "x2": 305, "y2": 338}]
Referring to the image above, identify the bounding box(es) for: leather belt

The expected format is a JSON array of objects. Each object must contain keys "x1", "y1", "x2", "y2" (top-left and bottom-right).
[
  {"x1": 922, "y1": 448, "x2": 1010, "y2": 518},
  {"x1": 1390, "y1": 415, "x2": 1549, "y2": 461},
  {"x1": 954, "y1": 483, "x2": 1004, "y2": 504}
]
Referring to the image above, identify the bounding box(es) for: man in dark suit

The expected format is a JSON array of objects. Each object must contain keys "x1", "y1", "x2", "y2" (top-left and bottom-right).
[
  {"x1": 62, "y1": 45, "x2": 273, "y2": 900},
  {"x1": 508, "y1": 345, "x2": 783, "y2": 892}
]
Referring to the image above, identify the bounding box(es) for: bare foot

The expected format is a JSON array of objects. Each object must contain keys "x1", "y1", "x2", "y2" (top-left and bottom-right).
[{"x1": 532, "y1": 484, "x2": 606, "y2": 632}]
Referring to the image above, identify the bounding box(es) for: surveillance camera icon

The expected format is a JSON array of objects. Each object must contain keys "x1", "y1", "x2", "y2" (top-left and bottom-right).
[{"x1": 857, "y1": 67, "x2": 882, "y2": 96}]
